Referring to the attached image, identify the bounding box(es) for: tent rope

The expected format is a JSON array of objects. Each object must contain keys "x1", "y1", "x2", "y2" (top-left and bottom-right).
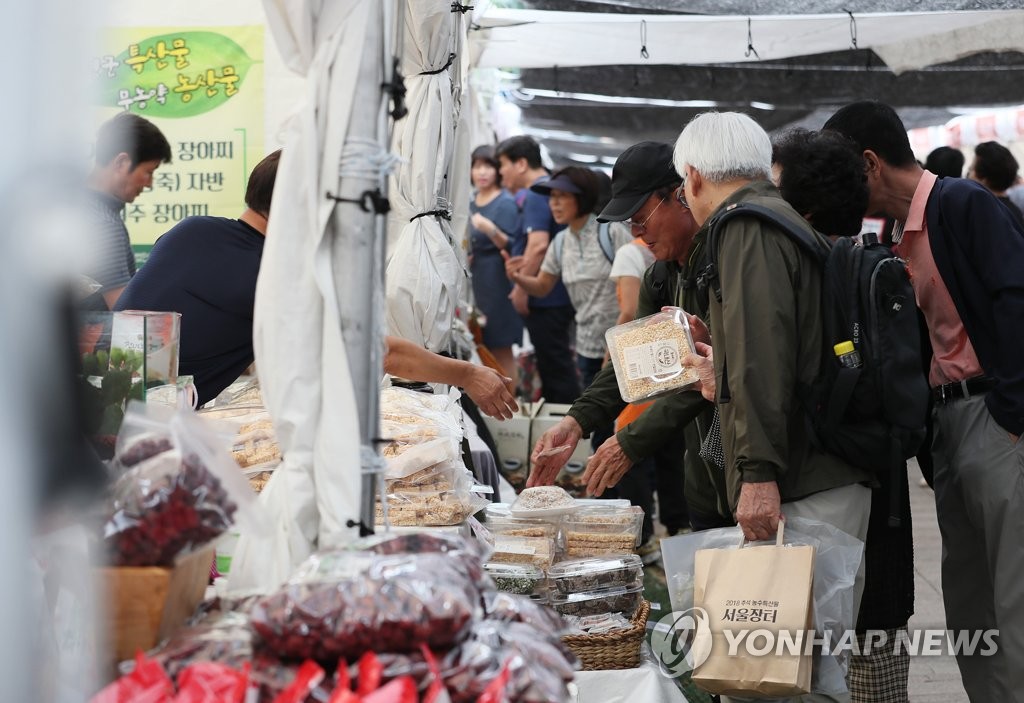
[
  {"x1": 451, "y1": 2, "x2": 474, "y2": 12},
  {"x1": 844, "y1": 9, "x2": 858, "y2": 50},
  {"x1": 640, "y1": 19, "x2": 650, "y2": 59},
  {"x1": 410, "y1": 209, "x2": 453, "y2": 222},
  {"x1": 420, "y1": 52, "x2": 457, "y2": 76},
  {"x1": 745, "y1": 17, "x2": 760, "y2": 59}
]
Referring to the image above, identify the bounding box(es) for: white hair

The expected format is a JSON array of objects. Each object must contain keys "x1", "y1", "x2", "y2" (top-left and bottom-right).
[{"x1": 673, "y1": 112, "x2": 772, "y2": 184}]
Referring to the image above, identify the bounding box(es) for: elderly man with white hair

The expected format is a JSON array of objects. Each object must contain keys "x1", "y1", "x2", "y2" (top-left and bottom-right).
[{"x1": 678, "y1": 115, "x2": 873, "y2": 702}]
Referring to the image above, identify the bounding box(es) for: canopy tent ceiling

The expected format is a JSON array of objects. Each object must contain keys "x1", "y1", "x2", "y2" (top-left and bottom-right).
[{"x1": 471, "y1": 1, "x2": 1024, "y2": 168}]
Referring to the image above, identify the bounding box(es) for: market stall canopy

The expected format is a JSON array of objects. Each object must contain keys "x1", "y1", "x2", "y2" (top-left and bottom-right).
[
  {"x1": 385, "y1": 0, "x2": 466, "y2": 351},
  {"x1": 471, "y1": 8, "x2": 1024, "y2": 72},
  {"x1": 232, "y1": 0, "x2": 386, "y2": 591}
]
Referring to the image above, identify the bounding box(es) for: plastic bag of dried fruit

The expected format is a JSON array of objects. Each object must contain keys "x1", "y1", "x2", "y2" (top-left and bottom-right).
[
  {"x1": 605, "y1": 306, "x2": 701, "y2": 403},
  {"x1": 102, "y1": 402, "x2": 261, "y2": 567},
  {"x1": 250, "y1": 550, "x2": 482, "y2": 662}
]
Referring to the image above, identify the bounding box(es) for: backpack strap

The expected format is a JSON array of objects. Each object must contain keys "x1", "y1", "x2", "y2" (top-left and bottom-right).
[
  {"x1": 551, "y1": 229, "x2": 566, "y2": 269},
  {"x1": 597, "y1": 221, "x2": 615, "y2": 263},
  {"x1": 700, "y1": 202, "x2": 830, "y2": 404}
]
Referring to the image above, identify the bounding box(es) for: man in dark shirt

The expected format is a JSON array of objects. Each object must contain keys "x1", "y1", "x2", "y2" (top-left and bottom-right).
[{"x1": 116, "y1": 150, "x2": 280, "y2": 405}]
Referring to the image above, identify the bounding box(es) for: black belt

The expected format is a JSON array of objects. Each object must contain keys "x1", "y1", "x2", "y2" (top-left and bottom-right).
[{"x1": 931, "y1": 376, "x2": 996, "y2": 405}]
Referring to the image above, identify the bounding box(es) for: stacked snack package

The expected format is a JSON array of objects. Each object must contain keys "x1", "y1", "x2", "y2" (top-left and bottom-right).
[
  {"x1": 480, "y1": 495, "x2": 647, "y2": 626},
  {"x1": 377, "y1": 387, "x2": 489, "y2": 527},
  {"x1": 105, "y1": 533, "x2": 576, "y2": 702},
  {"x1": 102, "y1": 402, "x2": 257, "y2": 566},
  {"x1": 197, "y1": 405, "x2": 281, "y2": 494}
]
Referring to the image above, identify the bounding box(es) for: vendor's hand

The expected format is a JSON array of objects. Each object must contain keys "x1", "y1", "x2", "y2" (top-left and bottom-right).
[
  {"x1": 527, "y1": 417, "x2": 583, "y2": 487},
  {"x1": 509, "y1": 284, "x2": 530, "y2": 317},
  {"x1": 735, "y1": 481, "x2": 782, "y2": 542},
  {"x1": 464, "y1": 366, "x2": 518, "y2": 420},
  {"x1": 682, "y1": 342, "x2": 716, "y2": 402},
  {"x1": 583, "y1": 435, "x2": 634, "y2": 497}
]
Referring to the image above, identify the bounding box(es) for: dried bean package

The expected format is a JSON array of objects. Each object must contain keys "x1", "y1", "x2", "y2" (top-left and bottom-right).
[
  {"x1": 103, "y1": 403, "x2": 257, "y2": 567},
  {"x1": 251, "y1": 550, "x2": 482, "y2": 662},
  {"x1": 605, "y1": 307, "x2": 700, "y2": 402}
]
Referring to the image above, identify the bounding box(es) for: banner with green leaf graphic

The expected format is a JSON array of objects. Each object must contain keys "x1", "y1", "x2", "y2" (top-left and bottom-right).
[{"x1": 94, "y1": 26, "x2": 265, "y2": 259}]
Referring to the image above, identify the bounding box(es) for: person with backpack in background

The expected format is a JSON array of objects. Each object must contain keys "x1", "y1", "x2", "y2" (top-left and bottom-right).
[
  {"x1": 825, "y1": 100, "x2": 1024, "y2": 703},
  {"x1": 528, "y1": 141, "x2": 730, "y2": 546},
  {"x1": 676, "y1": 114, "x2": 875, "y2": 649},
  {"x1": 772, "y1": 128, "x2": 916, "y2": 703}
]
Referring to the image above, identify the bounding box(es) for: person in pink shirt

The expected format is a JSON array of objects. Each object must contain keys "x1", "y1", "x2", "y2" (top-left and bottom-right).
[{"x1": 826, "y1": 101, "x2": 1024, "y2": 703}]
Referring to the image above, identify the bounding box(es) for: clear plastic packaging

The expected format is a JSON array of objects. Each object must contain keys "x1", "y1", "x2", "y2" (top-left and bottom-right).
[
  {"x1": 488, "y1": 534, "x2": 556, "y2": 568},
  {"x1": 441, "y1": 621, "x2": 577, "y2": 703},
  {"x1": 384, "y1": 460, "x2": 464, "y2": 494},
  {"x1": 605, "y1": 306, "x2": 700, "y2": 402},
  {"x1": 561, "y1": 507, "x2": 643, "y2": 557},
  {"x1": 549, "y1": 584, "x2": 644, "y2": 618},
  {"x1": 547, "y1": 555, "x2": 644, "y2": 594},
  {"x1": 376, "y1": 473, "x2": 490, "y2": 527},
  {"x1": 485, "y1": 515, "x2": 559, "y2": 539},
  {"x1": 483, "y1": 591, "x2": 565, "y2": 636},
  {"x1": 250, "y1": 550, "x2": 481, "y2": 662},
  {"x1": 379, "y1": 387, "x2": 465, "y2": 480},
  {"x1": 562, "y1": 612, "x2": 634, "y2": 635},
  {"x1": 484, "y1": 563, "x2": 546, "y2": 597},
  {"x1": 103, "y1": 403, "x2": 257, "y2": 567}
]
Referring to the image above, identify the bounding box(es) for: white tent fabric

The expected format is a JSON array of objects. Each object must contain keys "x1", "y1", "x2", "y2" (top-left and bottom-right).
[
  {"x1": 471, "y1": 8, "x2": 1024, "y2": 72},
  {"x1": 230, "y1": 0, "x2": 377, "y2": 591},
  {"x1": 385, "y1": 0, "x2": 464, "y2": 352}
]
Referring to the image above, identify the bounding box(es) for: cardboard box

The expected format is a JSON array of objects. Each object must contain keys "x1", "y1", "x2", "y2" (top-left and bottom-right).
[
  {"x1": 101, "y1": 545, "x2": 214, "y2": 667},
  {"x1": 531, "y1": 402, "x2": 591, "y2": 475},
  {"x1": 482, "y1": 401, "x2": 543, "y2": 474}
]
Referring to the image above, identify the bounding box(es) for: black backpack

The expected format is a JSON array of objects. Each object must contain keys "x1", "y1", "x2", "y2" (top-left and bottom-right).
[{"x1": 701, "y1": 203, "x2": 930, "y2": 526}]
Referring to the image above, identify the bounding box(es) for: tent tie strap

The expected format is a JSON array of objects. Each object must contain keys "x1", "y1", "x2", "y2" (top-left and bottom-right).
[
  {"x1": 326, "y1": 189, "x2": 391, "y2": 215},
  {"x1": 382, "y1": 57, "x2": 408, "y2": 120},
  {"x1": 451, "y1": 3, "x2": 474, "y2": 13},
  {"x1": 420, "y1": 52, "x2": 456, "y2": 76},
  {"x1": 410, "y1": 209, "x2": 452, "y2": 222}
]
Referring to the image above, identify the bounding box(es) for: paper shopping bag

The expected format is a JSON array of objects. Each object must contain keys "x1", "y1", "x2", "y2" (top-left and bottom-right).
[{"x1": 691, "y1": 522, "x2": 815, "y2": 698}]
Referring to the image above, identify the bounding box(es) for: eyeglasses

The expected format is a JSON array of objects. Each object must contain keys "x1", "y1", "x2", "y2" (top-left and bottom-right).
[
  {"x1": 625, "y1": 196, "x2": 665, "y2": 235},
  {"x1": 675, "y1": 182, "x2": 689, "y2": 209}
]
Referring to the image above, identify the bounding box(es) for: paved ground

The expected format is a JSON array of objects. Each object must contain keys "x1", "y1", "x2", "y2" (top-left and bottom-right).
[{"x1": 906, "y1": 462, "x2": 968, "y2": 702}]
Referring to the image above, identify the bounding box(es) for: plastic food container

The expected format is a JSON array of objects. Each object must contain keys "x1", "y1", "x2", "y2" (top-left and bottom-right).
[
  {"x1": 489, "y1": 535, "x2": 555, "y2": 568},
  {"x1": 605, "y1": 307, "x2": 700, "y2": 403},
  {"x1": 561, "y1": 510, "x2": 643, "y2": 557},
  {"x1": 484, "y1": 563, "x2": 546, "y2": 597},
  {"x1": 547, "y1": 555, "x2": 644, "y2": 595},
  {"x1": 549, "y1": 584, "x2": 644, "y2": 617},
  {"x1": 486, "y1": 515, "x2": 559, "y2": 539}
]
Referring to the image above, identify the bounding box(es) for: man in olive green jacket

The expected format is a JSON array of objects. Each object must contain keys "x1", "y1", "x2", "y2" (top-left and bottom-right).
[
  {"x1": 528, "y1": 141, "x2": 732, "y2": 529},
  {"x1": 674, "y1": 113, "x2": 872, "y2": 550}
]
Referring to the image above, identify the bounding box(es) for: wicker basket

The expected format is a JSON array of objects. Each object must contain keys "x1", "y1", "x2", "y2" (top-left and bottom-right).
[{"x1": 561, "y1": 599, "x2": 651, "y2": 671}]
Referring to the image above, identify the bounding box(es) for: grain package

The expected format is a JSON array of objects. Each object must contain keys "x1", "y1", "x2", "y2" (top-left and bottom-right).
[
  {"x1": 605, "y1": 306, "x2": 700, "y2": 402},
  {"x1": 561, "y1": 506, "x2": 643, "y2": 558}
]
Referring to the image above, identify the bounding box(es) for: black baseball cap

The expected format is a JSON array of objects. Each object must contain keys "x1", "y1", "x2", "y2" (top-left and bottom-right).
[
  {"x1": 597, "y1": 141, "x2": 680, "y2": 222},
  {"x1": 529, "y1": 173, "x2": 582, "y2": 195}
]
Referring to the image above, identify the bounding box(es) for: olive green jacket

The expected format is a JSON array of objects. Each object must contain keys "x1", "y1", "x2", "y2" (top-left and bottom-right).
[
  {"x1": 566, "y1": 228, "x2": 731, "y2": 521},
  {"x1": 707, "y1": 181, "x2": 872, "y2": 512}
]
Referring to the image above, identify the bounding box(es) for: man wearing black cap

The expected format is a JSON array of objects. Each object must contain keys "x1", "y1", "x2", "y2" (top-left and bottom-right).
[{"x1": 529, "y1": 141, "x2": 733, "y2": 531}]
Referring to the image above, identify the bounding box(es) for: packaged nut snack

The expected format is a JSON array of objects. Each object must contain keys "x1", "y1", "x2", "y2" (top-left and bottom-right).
[
  {"x1": 560, "y1": 509, "x2": 643, "y2": 558},
  {"x1": 549, "y1": 584, "x2": 644, "y2": 618},
  {"x1": 489, "y1": 535, "x2": 555, "y2": 568},
  {"x1": 605, "y1": 306, "x2": 700, "y2": 403},
  {"x1": 547, "y1": 555, "x2": 644, "y2": 595},
  {"x1": 484, "y1": 563, "x2": 546, "y2": 597},
  {"x1": 485, "y1": 515, "x2": 559, "y2": 539}
]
